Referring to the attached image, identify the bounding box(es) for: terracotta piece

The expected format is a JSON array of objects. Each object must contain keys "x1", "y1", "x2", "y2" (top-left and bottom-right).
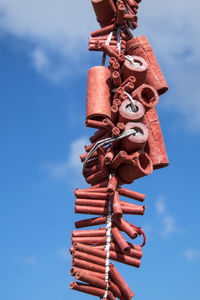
[
  {"x1": 131, "y1": 84, "x2": 159, "y2": 110},
  {"x1": 116, "y1": 150, "x2": 153, "y2": 183},
  {"x1": 126, "y1": 36, "x2": 168, "y2": 95},
  {"x1": 143, "y1": 107, "x2": 169, "y2": 169},
  {"x1": 121, "y1": 55, "x2": 148, "y2": 87},
  {"x1": 91, "y1": 0, "x2": 116, "y2": 27},
  {"x1": 86, "y1": 66, "x2": 111, "y2": 121},
  {"x1": 120, "y1": 122, "x2": 149, "y2": 153},
  {"x1": 119, "y1": 98, "x2": 145, "y2": 123}
]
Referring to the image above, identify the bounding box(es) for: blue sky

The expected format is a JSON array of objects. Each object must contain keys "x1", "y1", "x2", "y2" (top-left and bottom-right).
[{"x1": 0, "y1": 1, "x2": 200, "y2": 299}]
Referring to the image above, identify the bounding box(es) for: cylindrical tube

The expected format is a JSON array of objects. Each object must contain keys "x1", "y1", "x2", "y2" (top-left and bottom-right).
[
  {"x1": 86, "y1": 66, "x2": 111, "y2": 120},
  {"x1": 91, "y1": 0, "x2": 116, "y2": 27},
  {"x1": 117, "y1": 187, "x2": 145, "y2": 202},
  {"x1": 72, "y1": 250, "x2": 106, "y2": 266},
  {"x1": 121, "y1": 55, "x2": 148, "y2": 88},
  {"x1": 75, "y1": 205, "x2": 108, "y2": 215},
  {"x1": 75, "y1": 190, "x2": 108, "y2": 200},
  {"x1": 143, "y1": 107, "x2": 169, "y2": 169},
  {"x1": 72, "y1": 258, "x2": 106, "y2": 273},
  {"x1": 74, "y1": 243, "x2": 141, "y2": 268},
  {"x1": 75, "y1": 270, "x2": 107, "y2": 290},
  {"x1": 109, "y1": 264, "x2": 135, "y2": 299},
  {"x1": 112, "y1": 226, "x2": 130, "y2": 254},
  {"x1": 71, "y1": 267, "x2": 105, "y2": 280},
  {"x1": 108, "y1": 175, "x2": 118, "y2": 193},
  {"x1": 119, "y1": 98, "x2": 145, "y2": 123},
  {"x1": 72, "y1": 228, "x2": 106, "y2": 237},
  {"x1": 75, "y1": 199, "x2": 108, "y2": 207},
  {"x1": 113, "y1": 216, "x2": 139, "y2": 239},
  {"x1": 126, "y1": 36, "x2": 168, "y2": 95},
  {"x1": 112, "y1": 191, "x2": 122, "y2": 217},
  {"x1": 112, "y1": 71, "x2": 122, "y2": 87},
  {"x1": 132, "y1": 84, "x2": 159, "y2": 110},
  {"x1": 70, "y1": 281, "x2": 113, "y2": 298},
  {"x1": 75, "y1": 216, "x2": 107, "y2": 229},
  {"x1": 72, "y1": 236, "x2": 107, "y2": 245},
  {"x1": 120, "y1": 122, "x2": 149, "y2": 153},
  {"x1": 116, "y1": 151, "x2": 153, "y2": 183}
]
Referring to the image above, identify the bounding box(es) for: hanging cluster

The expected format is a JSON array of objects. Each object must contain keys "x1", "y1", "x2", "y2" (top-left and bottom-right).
[{"x1": 69, "y1": 0, "x2": 169, "y2": 299}]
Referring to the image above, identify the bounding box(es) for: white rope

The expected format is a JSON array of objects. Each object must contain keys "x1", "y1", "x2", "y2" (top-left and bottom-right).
[
  {"x1": 102, "y1": 173, "x2": 113, "y2": 299},
  {"x1": 82, "y1": 128, "x2": 136, "y2": 175},
  {"x1": 124, "y1": 90, "x2": 137, "y2": 112},
  {"x1": 117, "y1": 27, "x2": 122, "y2": 54},
  {"x1": 102, "y1": 31, "x2": 113, "y2": 66}
]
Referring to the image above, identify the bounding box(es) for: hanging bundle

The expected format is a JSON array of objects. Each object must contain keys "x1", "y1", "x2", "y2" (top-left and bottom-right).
[{"x1": 69, "y1": 0, "x2": 169, "y2": 298}]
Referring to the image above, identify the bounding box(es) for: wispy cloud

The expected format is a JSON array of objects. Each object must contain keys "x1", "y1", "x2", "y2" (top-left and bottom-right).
[
  {"x1": 16, "y1": 256, "x2": 38, "y2": 266},
  {"x1": 155, "y1": 195, "x2": 178, "y2": 238},
  {"x1": 0, "y1": 0, "x2": 96, "y2": 82},
  {"x1": 41, "y1": 136, "x2": 89, "y2": 185},
  {"x1": 57, "y1": 248, "x2": 71, "y2": 261},
  {"x1": 183, "y1": 249, "x2": 200, "y2": 262},
  {"x1": 155, "y1": 196, "x2": 166, "y2": 215},
  {"x1": 161, "y1": 216, "x2": 177, "y2": 237}
]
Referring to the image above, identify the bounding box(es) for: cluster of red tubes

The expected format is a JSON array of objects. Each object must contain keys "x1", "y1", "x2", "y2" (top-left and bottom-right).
[{"x1": 69, "y1": 0, "x2": 169, "y2": 299}]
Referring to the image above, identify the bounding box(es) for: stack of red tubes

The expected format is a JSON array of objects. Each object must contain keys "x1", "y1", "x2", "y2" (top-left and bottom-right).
[{"x1": 69, "y1": 0, "x2": 169, "y2": 298}]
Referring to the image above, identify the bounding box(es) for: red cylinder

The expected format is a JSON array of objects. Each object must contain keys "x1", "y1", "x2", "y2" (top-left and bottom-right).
[
  {"x1": 72, "y1": 228, "x2": 106, "y2": 237},
  {"x1": 121, "y1": 55, "x2": 148, "y2": 87},
  {"x1": 143, "y1": 107, "x2": 169, "y2": 169},
  {"x1": 120, "y1": 122, "x2": 149, "y2": 153},
  {"x1": 112, "y1": 226, "x2": 130, "y2": 254},
  {"x1": 71, "y1": 267, "x2": 105, "y2": 280},
  {"x1": 119, "y1": 98, "x2": 145, "y2": 123},
  {"x1": 86, "y1": 66, "x2": 111, "y2": 121},
  {"x1": 132, "y1": 83, "x2": 159, "y2": 110},
  {"x1": 72, "y1": 258, "x2": 106, "y2": 273},
  {"x1": 112, "y1": 191, "x2": 122, "y2": 217},
  {"x1": 109, "y1": 264, "x2": 135, "y2": 299},
  {"x1": 117, "y1": 187, "x2": 145, "y2": 202},
  {"x1": 91, "y1": 0, "x2": 116, "y2": 27},
  {"x1": 116, "y1": 150, "x2": 153, "y2": 183},
  {"x1": 75, "y1": 216, "x2": 107, "y2": 229},
  {"x1": 126, "y1": 36, "x2": 168, "y2": 95}
]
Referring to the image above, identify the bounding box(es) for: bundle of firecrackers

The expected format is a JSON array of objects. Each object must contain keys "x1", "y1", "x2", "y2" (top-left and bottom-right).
[{"x1": 69, "y1": 0, "x2": 169, "y2": 299}]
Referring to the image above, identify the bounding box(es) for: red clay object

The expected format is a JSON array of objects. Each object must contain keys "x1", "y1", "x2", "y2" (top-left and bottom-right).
[
  {"x1": 120, "y1": 122, "x2": 149, "y2": 153},
  {"x1": 116, "y1": 150, "x2": 153, "y2": 183},
  {"x1": 72, "y1": 258, "x2": 106, "y2": 273},
  {"x1": 91, "y1": 0, "x2": 116, "y2": 27},
  {"x1": 119, "y1": 98, "x2": 145, "y2": 123},
  {"x1": 86, "y1": 66, "x2": 111, "y2": 121},
  {"x1": 126, "y1": 36, "x2": 168, "y2": 95},
  {"x1": 132, "y1": 84, "x2": 159, "y2": 110},
  {"x1": 111, "y1": 226, "x2": 130, "y2": 254},
  {"x1": 121, "y1": 55, "x2": 148, "y2": 88},
  {"x1": 71, "y1": 267, "x2": 105, "y2": 280},
  {"x1": 143, "y1": 107, "x2": 169, "y2": 169},
  {"x1": 112, "y1": 191, "x2": 122, "y2": 217},
  {"x1": 117, "y1": 187, "x2": 145, "y2": 202},
  {"x1": 75, "y1": 216, "x2": 107, "y2": 229},
  {"x1": 72, "y1": 228, "x2": 106, "y2": 237},
  {"x1": 109, "y1": 264, "x2": 135, "y2": 299}
]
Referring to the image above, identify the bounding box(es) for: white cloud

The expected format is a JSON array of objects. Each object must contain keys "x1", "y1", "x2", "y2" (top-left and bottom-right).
[
  {"x1": 31, "y1": 48, "x2": 49, "y2": 72},
  {"x1": 155, "y1": 196, "x2": 178, "y2": 237},
  {"x1": 161, "y1": 215, "x2": 177, "y2": 237},
  {"x1": 155, "y1": 196, "x2": 166, "y2": 215},
  {"x1": 57, "y1": 248, "x2": 71, "y2": 261},
  {"x1": 16, "y1": 256, "x2": 38, "y2": 266},
  {"x1": 41, "y1": 136, "x2": 89, "y2": 181},
  {"x1": 183, "y1": 249, "x2": 200, "y2": 262}
]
